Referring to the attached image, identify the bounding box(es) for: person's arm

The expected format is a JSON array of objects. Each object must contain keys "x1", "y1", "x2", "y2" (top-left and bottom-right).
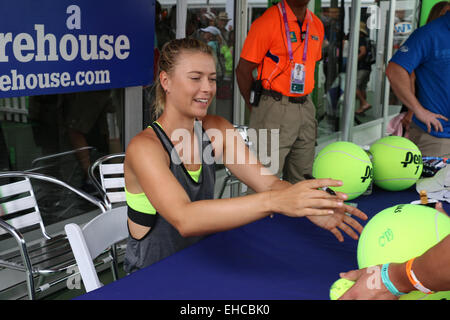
[
  {"x1": 340, "y1": 203, "x2": 450, "y2": 299},
  {"x1": 386, "y1": 62, "x2": 448, "y2": 133},
  {"x1": 392, "y1": 234, "x2": 450, "y2": 293},
  {"x1": 410, "y1": 70, "x2": 416, "y2": 96},
  {"x1": 204, "y1": 116, "x2": 368, "y2": 242},
  {"x1": 235, "y1": 58, "x2": 259, "y2": 111},
  {"x1": 401, "y1": 71, "x2": 415, "y2": 130},
  {"x1": 339, "y1": 234, "x2": 450, "y2": 299},
  {"x1": 125, "y1": 130, "x2": 347, "y2": 238},
  {"x1": 358, "y1": 45, "x2": 367, "y2": 61}
]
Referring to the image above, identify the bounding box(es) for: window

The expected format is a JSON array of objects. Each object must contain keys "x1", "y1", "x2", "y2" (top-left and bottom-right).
[
  {"x1": 145, "y1": 1, "x2": 236, "y2": 125},
  {"x1": 0, "y1": 89, "x2": 124, "y2": 224}
]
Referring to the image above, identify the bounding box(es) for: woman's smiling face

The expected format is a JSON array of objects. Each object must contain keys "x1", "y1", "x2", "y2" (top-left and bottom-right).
[{"x1": 160, "y1": 50, "x2": 217, "y2": 118}]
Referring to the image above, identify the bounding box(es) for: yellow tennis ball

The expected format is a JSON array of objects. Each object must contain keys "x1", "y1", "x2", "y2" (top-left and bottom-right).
[
  {"x1": 399, "y1": 290, "x2": 450, "y2": 300},
  {"x1": 329, "y1": 278, "x2": 355, "y2": 300},
  {"x1": 369, "y1": 136, "x2": 422, "y2": 191},
  {"x1": 358, "y1": 204, "x2": 450, "y2": 267},
  {"x1": 357, "y1": 204, "x2": 450, "y2": 300},
  {"x1": 312, "y1": 141, "x2": 372, "y2": 200}
]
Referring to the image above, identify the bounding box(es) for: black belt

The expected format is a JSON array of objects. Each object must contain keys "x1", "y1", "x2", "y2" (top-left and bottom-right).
[{"x1": 262, "y1": 89, "x2": 308, "y2": 104}]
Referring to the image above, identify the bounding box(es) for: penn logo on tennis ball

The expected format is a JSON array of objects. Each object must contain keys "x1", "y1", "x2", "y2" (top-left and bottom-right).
[
  {"x1": 393, "y1": 204, "x2": 405, "y2": 214},
  {"x1": 361, "y1": 165, "x2": 373, "y2": 183},
  {"x1": 400, "y1": 152, "x2": 422, "y2": 168}
]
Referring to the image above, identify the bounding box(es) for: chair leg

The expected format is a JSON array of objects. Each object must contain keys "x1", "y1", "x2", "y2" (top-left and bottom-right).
[
  {"x1": 110, "y1": 244, "x2": 120, "y2": 281},
  {"x1": 218, "y1": 176, "x2": 231, "y2": 199},
  {"x1": 15, "y1": 235, "x2": 36, "y2": 299},
  {"x1": 25, "y1": 270, "x2": 35, "y2": 300}
]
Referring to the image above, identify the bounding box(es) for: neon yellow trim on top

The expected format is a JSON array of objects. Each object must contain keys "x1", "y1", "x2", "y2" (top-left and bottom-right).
[
  {"x1": 187, "y1": 165, "x2": 200, "y2": 182},
  {"x1": 125, "y1": 186, "x2": 157, "y2": 215},
  {"x1": 126, "y1": 121, "x2": 202, "y2": 215}
]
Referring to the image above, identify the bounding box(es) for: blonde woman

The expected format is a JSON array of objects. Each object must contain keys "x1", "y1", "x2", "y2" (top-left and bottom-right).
[{"x1": 123, "y1": 38, "x2": 367, "y2": 273}]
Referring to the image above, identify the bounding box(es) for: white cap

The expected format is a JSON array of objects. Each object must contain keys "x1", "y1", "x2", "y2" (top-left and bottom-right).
[
  {"x1": 203, "y1": 11, "x2": 216, "y2": 20},
  {"x1": 200, "y1": 26, "x2": 221, "y2": 36}
]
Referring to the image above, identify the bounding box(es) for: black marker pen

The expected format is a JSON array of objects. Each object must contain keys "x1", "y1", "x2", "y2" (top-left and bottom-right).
[{"x1": 303, "y1": 174, "x2": 337, "y2": 196}]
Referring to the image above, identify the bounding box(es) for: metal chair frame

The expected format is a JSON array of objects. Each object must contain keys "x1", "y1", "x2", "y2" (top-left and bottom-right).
[
  {"x1": 218, "y1": 125, "x2": 251, "y2": 199},
  {"x1": 88, "y1": 153, "x2": 126, "y2": 211},
  {"x1": 87, "y1": 153, "x2": 127, "y2": 280},
  {"x1": 0, "y1": 171, "x2": 106, "y2": 300}
]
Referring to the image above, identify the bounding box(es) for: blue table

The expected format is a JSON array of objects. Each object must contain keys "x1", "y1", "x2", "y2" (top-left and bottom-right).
[{"x1": 77, "y1": 186, "x2": 449, "y2": 300}]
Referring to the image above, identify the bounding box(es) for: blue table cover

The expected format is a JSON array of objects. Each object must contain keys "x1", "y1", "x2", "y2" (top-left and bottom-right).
[{"x1": 76, "y1": 186, "x2": 449, "y2": 300}]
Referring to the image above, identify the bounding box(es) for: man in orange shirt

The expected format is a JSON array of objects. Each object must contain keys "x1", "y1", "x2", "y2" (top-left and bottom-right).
[{"x1": 236, "y1": 0, "x2": 324, "y2": 185}]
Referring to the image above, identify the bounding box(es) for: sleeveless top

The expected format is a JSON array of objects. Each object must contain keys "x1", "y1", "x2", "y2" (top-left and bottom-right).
[
  {"x1": 123, "y1": 120, "x2": 216, "y2": 274},
  {"x1": 125, "y1": 122, "x2": 203, "y2": 226}
]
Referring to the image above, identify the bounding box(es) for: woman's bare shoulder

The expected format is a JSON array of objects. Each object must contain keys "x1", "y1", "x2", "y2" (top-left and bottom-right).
[
  {"x1": 201, "y1": 114, "x2": 234, "y2": 132},
  {"x1": 125, "y1": 128, "x2": 167, "y2": 164}
]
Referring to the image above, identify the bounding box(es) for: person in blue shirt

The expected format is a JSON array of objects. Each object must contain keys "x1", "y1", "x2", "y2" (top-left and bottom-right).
[{"x1": 386, "y1": 11, "x2": 450, "y2": 157}]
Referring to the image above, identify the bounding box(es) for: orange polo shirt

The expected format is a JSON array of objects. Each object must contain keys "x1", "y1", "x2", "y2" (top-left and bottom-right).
[{"x1": 240, "y1": 3, "x2": 324, "y2": 97}]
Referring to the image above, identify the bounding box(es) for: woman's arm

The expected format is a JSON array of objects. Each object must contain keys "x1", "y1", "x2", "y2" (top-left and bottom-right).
[
  {"x1": 204, "y1": 116, "x2": 368, "y2": 242},
  {"x1": 125, "y1": 126, "x2": 347, "y2": 238},
  {"x1": 204, "y1": 115, "x2": 286, "y2": 194}
]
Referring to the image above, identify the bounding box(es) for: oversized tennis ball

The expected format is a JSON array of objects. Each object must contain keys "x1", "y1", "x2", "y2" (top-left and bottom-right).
[
  {"x1": 329, "y1": 278, "x2": 355, "y2": 300},
  {"x1": 400, "y1": 290, "x2": 450, "y2": 300},
  {"x1": 312, "y1": 141, "x2": 372, "y2": 200},
  {"x1": 357, "y1": 204, "x2": 450, "y2": 300},
  {"x1": 369, "y1": 136, "x2": 422, "y2": 191}
]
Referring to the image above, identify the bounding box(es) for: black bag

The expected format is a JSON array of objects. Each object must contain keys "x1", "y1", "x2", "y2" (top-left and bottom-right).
[{"x1": 365, "y1": 39, "x2": 376, "y2": 65}]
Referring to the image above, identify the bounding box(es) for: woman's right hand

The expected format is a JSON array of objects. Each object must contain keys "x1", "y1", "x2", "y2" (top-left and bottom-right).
[{"x1": 269, "y1": 178, "x2": 347, "y2": 218}]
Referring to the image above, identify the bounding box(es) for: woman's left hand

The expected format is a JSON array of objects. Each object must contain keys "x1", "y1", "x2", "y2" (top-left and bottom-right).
[{"x1": 306, "y1": 200, "x2": 368, "y2": 242}]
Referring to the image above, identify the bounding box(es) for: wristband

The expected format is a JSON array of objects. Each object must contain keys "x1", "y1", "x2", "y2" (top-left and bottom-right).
[
  {"x1": 381, "y1": 263, "x2": 406, "y2": 296},
  {"x1": 406, "y1": 258, "x2": 434, "y2": 295}
]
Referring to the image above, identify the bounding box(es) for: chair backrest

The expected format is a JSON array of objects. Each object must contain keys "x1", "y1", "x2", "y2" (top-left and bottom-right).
[
  {"x1": 88, "y1": 153, "x2": 125, "y2": 209},
  {"x1": 0, "y1": 171, "x2": 106, "y2": 238},
  {"x1": 64, "y1": 206, "x2": 128, "y2": 292},
  {"x1": 233, "y1": 125, "x2": 252, "y2": 147},
  {"x1": 0, "y1": 176, "x2": 46, "y2": 238}
]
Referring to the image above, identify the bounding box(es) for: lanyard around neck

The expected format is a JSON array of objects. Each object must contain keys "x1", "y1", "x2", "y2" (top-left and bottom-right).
[{"x1": 280, "y1": 0, "x2": 311, "y2": 63}]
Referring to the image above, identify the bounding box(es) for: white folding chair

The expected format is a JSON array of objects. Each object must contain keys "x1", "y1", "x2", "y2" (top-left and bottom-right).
[
  {"x1": 64, "y1": 206, "x2": 128, "y2": 293},
  {"x1": 87, "y1": 153, "x2": 127, "y2": 280},
  {"x1": 0, "y1": 171, "x2": 106, "y2": 300}
]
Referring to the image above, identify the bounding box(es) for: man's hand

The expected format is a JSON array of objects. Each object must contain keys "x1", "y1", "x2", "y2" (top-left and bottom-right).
[
  {"x1": 414, "y1": 107, "x2": 448, "y2": 133},
  {"x1": 338, "y1": 266, "x2": 398, "y2": 300}
]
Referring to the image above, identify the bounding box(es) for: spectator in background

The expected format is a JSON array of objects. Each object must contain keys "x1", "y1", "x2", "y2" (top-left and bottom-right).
[
  {"x1": 62, "y1": 90, "x2": 115, "y2": 190},
  {"x1": 186, "y1": 11, "x2": 200, "y2": 39},
  {"x1": 200, "y1": 26, "x2": 226, "y2": 83},
  {"x1": 203, "y1": 10, "x2": 217, "y2": 27},
  {"x1": 399, "y1": 1, "x2": 450, "y2": 136},
  {"x1": 236, "y1": 0, "x2": 325, "y2": 184},
  {"x1": 155, "y1": 1, "x2": 174, "y2": 51},
  {"x1": 427, "y1": 0, "x2": 450, "y2": 22},
  {"x1": 221, "y1": 30, "x2": 234, "y2": 82},
  {"x1": 216, "y1": 11, "x2": 232, "y2": 42},
  {"x1": 386, "y1": 11, "x2": 450, "y2": 157},
  {"x1": 355, "y1": 22, "x2": 372, "y2": 115}
]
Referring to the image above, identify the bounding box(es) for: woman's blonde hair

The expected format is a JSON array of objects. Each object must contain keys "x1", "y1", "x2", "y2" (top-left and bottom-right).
[{"x1": 153, "y1": 38, "x2": 213, "y2": 119}]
